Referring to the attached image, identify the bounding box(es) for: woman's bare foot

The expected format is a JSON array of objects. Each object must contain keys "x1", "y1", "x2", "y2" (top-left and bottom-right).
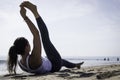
[
  {"x1": 76, "y1": 62, "x2": 84, "y2": 69},
  {"x1": 21, "y1": 1, "x2": 37, "y2": 12},
  {"x1": 20, "y1": 1, "x2": 40, "y2": 18}
]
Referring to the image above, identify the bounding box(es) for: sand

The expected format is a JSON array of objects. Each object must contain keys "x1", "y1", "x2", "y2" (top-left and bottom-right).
[{"x1": 1, "y1": 64, "x2": 120, "y2": 80}]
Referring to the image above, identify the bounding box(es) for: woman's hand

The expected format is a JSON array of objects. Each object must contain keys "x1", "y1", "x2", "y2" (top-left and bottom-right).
[
  {"x1": 20, "y1": 6, "x2": 27, "y2": 19},
  {"x1": 20, "y1": 1, "x2": 37, "y2": 14},
  {"x1": 20, "y1": 1, "x2": 40, "y2": 18}
]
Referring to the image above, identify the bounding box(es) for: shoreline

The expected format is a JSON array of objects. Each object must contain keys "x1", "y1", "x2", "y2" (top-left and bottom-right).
[{"x1": 1, "y1": 64, "x2": 120, "y2": 80}]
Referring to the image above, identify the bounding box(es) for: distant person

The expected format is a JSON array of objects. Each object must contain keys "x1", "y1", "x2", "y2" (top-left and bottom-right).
[
  {"x1": 104, "y1": 58, "x2": 106, "y2": 61},
  {"x1": 107, "y1": 58, "x2": 109, "y2": 61},
  {"x1": 7, "y1": 1, "x2": 84, "y2": 74},
  {"x1": 117, "y1": 58, "x2": 119, "y2": 61}
]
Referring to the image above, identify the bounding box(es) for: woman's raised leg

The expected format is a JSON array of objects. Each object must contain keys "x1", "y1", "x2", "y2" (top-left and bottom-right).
[{"x1": 36, "y1": 17, "x2": 62, "y2": 72}]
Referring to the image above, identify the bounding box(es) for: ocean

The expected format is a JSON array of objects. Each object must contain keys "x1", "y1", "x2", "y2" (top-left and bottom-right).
[{"x1": 0, "y1": 56, "x2": 120, "y2": 75}]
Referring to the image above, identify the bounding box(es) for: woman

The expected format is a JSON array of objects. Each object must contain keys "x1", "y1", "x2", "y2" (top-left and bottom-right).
[{"x1": 7, "y1": 1, "x2": 84, "y2": 74}]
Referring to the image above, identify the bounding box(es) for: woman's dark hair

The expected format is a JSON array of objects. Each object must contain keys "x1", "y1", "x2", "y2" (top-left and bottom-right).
[{"x1": 7, "y1": 37, "x2": 28, "y2": 74}]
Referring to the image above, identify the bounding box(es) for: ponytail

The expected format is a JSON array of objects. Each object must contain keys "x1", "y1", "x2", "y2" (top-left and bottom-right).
[
  {"x1": 7, "y1": 45, "x2": 18, "y2": 74},
  {"x1": 7, "y1": 37, "x2": 29, "y2": 74}
]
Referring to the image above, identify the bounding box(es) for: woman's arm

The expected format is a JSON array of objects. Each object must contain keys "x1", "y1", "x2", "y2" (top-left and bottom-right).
[
  {"x1": 20, "y1": 7, "x2": 42, "y2": 67},
  {"x1": 20, "y1": 7, "x2": 39, "y2": 37}
]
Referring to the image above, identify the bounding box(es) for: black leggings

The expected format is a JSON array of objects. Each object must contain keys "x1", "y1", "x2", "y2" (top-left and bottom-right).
[{"x1": 36, "y1": 17, "x2": 77, "y2": 72}]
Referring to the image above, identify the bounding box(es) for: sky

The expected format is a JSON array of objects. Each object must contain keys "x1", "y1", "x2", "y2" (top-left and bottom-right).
[{"x1": 0, "y1": 0, "x2": 120, "y2": 59}]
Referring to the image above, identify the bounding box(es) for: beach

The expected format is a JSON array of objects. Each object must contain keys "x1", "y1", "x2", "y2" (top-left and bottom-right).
[{"x1": 1, "y1": 64, "x2": 120, "y2": 80}]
